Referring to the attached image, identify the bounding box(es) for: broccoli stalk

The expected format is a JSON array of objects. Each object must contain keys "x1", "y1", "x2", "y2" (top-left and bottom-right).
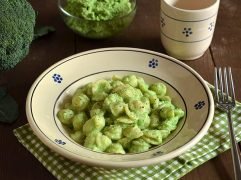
[{"x1": 0, "y1": 0, "x2": 36, "y2": 71}]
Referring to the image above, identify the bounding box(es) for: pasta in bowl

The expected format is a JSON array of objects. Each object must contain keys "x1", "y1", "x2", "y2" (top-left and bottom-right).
[
  {"x1": 57, "y1": 75, "x2": 185, "y2": 154},
  {"x1": 26, "y1": 48, "x2": 214, "y2": 168}
]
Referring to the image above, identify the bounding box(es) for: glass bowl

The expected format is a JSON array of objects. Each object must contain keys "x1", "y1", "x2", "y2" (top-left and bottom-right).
[{"x1": 58, "y1": 0, "x2": 137, "y2": 39}]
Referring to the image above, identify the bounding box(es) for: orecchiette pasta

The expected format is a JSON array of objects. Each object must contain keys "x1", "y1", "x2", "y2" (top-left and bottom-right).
[
  {"x1": 105, "y1": 143, "x2": 125, "y2": 154},
  {"x1": 129, "y1": 138, "x2": 150, "y2": 153},
  {"x1": 72, "y1": 112, "x2": 88, "y2": 131},
  {"x1": 57, "y1": 75, "x2": 184, "y2": 154}
]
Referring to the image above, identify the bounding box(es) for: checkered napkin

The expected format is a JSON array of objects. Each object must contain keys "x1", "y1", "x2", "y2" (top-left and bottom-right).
[{"x1": 14, "y1": 101, "x2": 241, "y2": 180}]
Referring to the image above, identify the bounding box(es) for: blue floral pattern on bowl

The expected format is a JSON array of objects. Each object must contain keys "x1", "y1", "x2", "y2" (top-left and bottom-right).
[
  {"x1": 152, "y1": 151, "x2": 163, "y2": 156},
  {"x1": 55, "y1": 139, "x2": 66, "y2": 145},
  {"x1": 148, "y1": 59, "x2": 158, "y2": 68},
  {"x1": 194, "y1": 101, "x2": 205, "y2": 110},
  {"x1": 52, "y1": 74, "x2": 63, "y2": 83}
]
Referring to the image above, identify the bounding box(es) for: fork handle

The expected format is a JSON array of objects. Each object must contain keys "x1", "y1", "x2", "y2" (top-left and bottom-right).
[{"x1": 227, "y1": 110, "x2": 241, "y2": 180}]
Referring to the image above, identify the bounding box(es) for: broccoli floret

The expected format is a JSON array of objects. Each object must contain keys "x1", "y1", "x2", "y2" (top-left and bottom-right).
[{"x1": 0, "y1": 0, "x2": 35, "y2": 71}]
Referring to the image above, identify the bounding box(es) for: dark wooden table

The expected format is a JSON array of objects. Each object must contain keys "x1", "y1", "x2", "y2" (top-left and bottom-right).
[{"x1": 1, "y1": 0, "x2": 241, "y2": 179}]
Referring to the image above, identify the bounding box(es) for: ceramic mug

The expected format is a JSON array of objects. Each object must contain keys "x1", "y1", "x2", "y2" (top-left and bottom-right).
[{"x1": 160, "y1": 0, "x2": 220, "y2": 60}]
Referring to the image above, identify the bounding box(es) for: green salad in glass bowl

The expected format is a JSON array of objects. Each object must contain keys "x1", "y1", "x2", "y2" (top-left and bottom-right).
[{"x1": 58, "y1": 0, "x2": 137, "y2": 39}]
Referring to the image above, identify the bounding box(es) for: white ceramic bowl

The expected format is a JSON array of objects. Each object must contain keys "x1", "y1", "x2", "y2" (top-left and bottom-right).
[{"x1": 26, "y1": 47, "x2": 214, "y2": 168}]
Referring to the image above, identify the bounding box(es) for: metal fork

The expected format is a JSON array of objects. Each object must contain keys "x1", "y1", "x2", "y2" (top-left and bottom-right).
[{"x1": 214, "y1": 67, "x2": 241, "y2": 180}]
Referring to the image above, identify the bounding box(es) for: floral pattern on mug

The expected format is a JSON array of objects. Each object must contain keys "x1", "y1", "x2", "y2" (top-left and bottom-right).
[
  {"x1": 208, "y1": 22, "x2": 215, "y2": 31},
  {"x1": 161, "y1": 17, "x2": 166, "y2": 27},
  {"x1": 182, "y1": 28, "x2": 193, "y2": 37}
]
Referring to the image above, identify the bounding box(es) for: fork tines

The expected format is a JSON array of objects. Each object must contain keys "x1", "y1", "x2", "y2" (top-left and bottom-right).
[{"x1": 214, "y1": 67, "x2": 235, "y2": 105}]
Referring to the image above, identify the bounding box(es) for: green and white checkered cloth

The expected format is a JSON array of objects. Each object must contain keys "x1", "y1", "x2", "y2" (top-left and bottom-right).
[{"x1": 14, "y1": 101, "x2": 241, "y2": 180}]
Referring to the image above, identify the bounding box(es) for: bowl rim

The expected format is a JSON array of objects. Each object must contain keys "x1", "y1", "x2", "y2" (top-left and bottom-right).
[
  {"x1": 57, "y1": 0, "x2": 137, "y2": 22},
  {"x1": 26, "y1": 47, "x2": 214, "y2": 168}
]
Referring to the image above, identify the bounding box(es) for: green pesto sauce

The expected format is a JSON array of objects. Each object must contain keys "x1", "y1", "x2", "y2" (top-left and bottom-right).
[
  {"x1": 65, "y1": 0, "x2": 132, "y2": 21},
  {"x1": 63, "y1": 0, "x2": 135, "y2": 39}
]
